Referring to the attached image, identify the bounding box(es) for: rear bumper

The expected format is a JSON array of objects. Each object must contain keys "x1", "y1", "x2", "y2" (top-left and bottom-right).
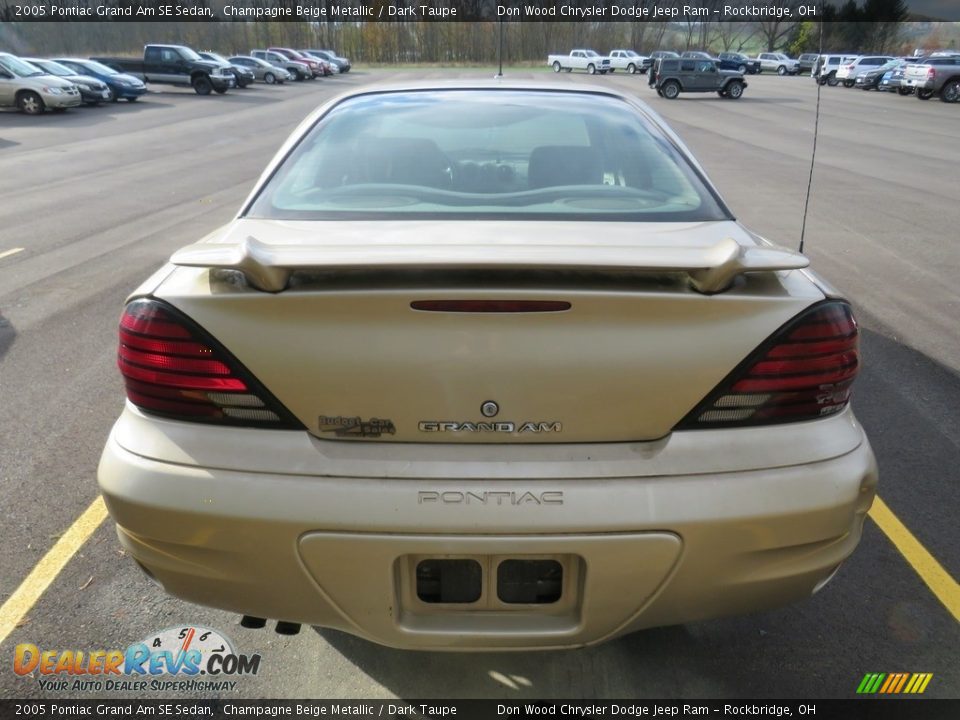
[{"x1": 99, "y1": 409, "x2": 877, "y2": 650}]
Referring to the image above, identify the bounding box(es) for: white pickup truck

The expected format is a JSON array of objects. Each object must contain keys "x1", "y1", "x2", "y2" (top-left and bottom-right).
[
  {"x1": 608, "y1": 49, "x2": 650, "y2": 74},
  {"x1": 548, "y1": 50, "x2": 611, "y2": 75}
]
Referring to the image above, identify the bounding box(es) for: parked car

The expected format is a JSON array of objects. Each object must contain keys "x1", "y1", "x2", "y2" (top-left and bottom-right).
[
  {"x1": 798, "y1": 53, "x2": 819, "y2": 73},
  {"x1": 52, "y1": 58, "x2": 147, "y2": 102},
  {"x1": 301, "y1": 49, "x2": 351, "y2": 73},
  {"x1": 717, "y1": 52, "x2": 760, "y2": 74},
  {"x1": 22, "y1": 58, "x2": 111, "y2": 106},
  {"x1": 92, "y1": 44, "x2": 234, "y2": 95},
  {"x1": 251, "y1": 50, "x2": 311, "y2": 81},
  {"x1": 608, "y1": 49, "x2": 648, "y2": 74},
  {"x1": 879, "y1": 61, "x2": 912, "y2": 95},
  {"x1": 98, "y1": 81, "x2": 877, "y2": 651},
  {"x1": 651, "y1": 57, "x2": 747, "y2": 99},
  {"x1": 835, "y1": 56, "x2": 895, "y2": 87},
  {"x1": 228, "y1": 55, "x2": 288, "y2": 84},
  {"x1": 756, "y1": 52, "x2": 800, "y2": 75},
  {"x1": 903, "y1": 54, "x2": 960, "y2": 102},
  {"x1": 0, "y1": 52, "x2": 81, "y2": 114},
  {"x1": 812, "y1": 54, "x2": 860, "y2": 86},
  {"x1": 269, "y1": 47, "x2": 324, "y2": 78},
  {"x1": 198, "y1": 52, "x2": 255, "y2": 88},
  {"x1": 547, "y1": 49, "x2": 612, "y2": 75},
  {"x1": 854, "y1": 59, "x2": 901, "y2": 90}
]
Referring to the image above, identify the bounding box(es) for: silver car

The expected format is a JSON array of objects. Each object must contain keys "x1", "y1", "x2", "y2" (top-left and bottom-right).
[
  {"x1": 99, "y1": 82, "x2": 877, "y2": 650},
  {"x1": 228, "y1": 55, "x2": 288, "y2": 84},
  {"x1": 0, "y1": 53, "x2": 82, "y2": 114}
]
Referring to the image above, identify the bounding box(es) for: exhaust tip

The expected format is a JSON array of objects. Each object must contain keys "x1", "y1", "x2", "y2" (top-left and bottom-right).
[
  {"x1": 239, "y1": 615, "x2": 267, "y2": 629},
  {"x1": 275, "y1": 621, "x2": 301, "y2": 635}
]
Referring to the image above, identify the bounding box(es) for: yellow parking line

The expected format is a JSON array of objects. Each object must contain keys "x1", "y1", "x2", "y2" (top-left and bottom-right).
[
  {"x1": 869, "y1": 495, "x2": 960, "y2": 622},
  {"x1": 0, "y1": 247, "x2": 25, "y2": 261},
  {"x1": 0, "y1": 496, "x2": 107, "y2": 646}
]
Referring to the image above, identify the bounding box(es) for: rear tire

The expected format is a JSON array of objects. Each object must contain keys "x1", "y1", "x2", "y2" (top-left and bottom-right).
[
  {"x1": 661, "y1": 81, "x2": 680, "y2": 99},
  {"x1": 916, "y1": 89, "x2": 933, "y2": 100},
  {"x1": 192, "y1": 76, "x2": 213, "y2": 95},
  {"x1": 826, "y1": 73, "x2": 839, "y2": 86},
  {"x1": 552, "y1": 61, "x2": 561, "y2": 73},
  {"x1": 940, "y1": 80, "x2": 960, "y2": 103},
  {"x1": 897, "y1": 87, "x2": 911, "y2": 96},
  {"x1": 843, "y1": 80, "x2": 855, "y2": 88},
  {"x1": 17, "y1": 91, "x2": 44, "y2": 115}
]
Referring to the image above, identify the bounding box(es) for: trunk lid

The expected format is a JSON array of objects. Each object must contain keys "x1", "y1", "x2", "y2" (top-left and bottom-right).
[{"x1": 153, "y1": 219, "x2": 821, "y2": 443}]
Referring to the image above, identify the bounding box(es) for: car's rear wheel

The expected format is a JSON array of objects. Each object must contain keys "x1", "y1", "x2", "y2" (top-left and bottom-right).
[
  {"x1": 916, "y1": 88, "x2": 933, "y2": 100},
  {"x1": 661, "y1": 81, "x2": 680, "y2": 99},
  {"x1": 897, "y1": 87, "x2": 911, "y2": 95},
  {"x1": 192, "y1": 76, "x2": 213, "y2": 95},
  {"x1": 940, "y1": 80, "x2": 960, "y2": 103},
  {"x1": 627, "y1": 63, "x2": 636, "y2": 74},
  {"x1": 725, "y1": 81, "x2": 744, "y2": 99},
  {"x1": 826, "y1": 74, "x2": 839, "y2": 86},
  {"x1": 553, "y1": 62, "x2": 561, "y2": 73},
  {"x1": 843, "y1": 80, "x2": 855, "y2": 88},
  {"x1": 777, "y1": 65, "x2": 787, "y2": 76},
  {"x1": 587, "y1": 64, "x2": 596, "y2": 75},
  {"x1": 264, "y1": 72, "x2": 276, "y2": 84},
  {"x1": 17, "y1": 91, "x2": 44, "y2": 115}
]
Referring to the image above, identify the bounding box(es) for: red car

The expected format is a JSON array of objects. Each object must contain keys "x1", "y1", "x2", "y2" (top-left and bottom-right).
[{"x1": 268, "y1": 47, "x2": 323, "y2": 78}]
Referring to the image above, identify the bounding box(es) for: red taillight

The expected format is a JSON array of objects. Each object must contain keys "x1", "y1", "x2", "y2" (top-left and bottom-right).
[
  {"x1": 927, "y1": 67, "x2": 936, "y2": 78},
  {"x1": 677, "y1": 301, "x2": 859, "y2": 428},
  {"x1": 117, "y1": 299, "x2": 303, "y2": 428}
]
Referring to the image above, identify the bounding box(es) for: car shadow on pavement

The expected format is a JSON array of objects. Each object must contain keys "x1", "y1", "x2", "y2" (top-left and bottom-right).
[
  {"x1": 0, "y1": 309, "x2": 14, "y2": 361},
  {"x1": 0, "y1": 100, "x2": 173, "y2": 129}
]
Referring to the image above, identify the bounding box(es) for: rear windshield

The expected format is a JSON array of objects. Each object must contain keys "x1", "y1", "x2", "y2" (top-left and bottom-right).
[{"x1": 247, "y1": 90, "x2": 729, "y2": 222}]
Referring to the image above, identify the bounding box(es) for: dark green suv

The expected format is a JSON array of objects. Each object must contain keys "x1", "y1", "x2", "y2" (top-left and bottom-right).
[{"x1": 649, "y1": 58, "x2": 747, "y2": 99}]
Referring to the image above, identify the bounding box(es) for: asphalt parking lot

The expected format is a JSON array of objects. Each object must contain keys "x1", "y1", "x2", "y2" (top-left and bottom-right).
[{"x1": 0, "y1": 70, "x2": 957, "y2": 700}]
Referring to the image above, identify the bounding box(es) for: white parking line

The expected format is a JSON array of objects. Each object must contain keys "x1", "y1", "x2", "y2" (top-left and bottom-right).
[{"x1": 0, "y1": 247, "x2": 25, "y2": 261}]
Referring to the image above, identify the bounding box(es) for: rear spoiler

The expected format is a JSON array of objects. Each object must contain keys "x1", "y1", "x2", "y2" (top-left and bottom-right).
[{"x1": 170, "y1": 235, "x2": 808, "y2": 294}]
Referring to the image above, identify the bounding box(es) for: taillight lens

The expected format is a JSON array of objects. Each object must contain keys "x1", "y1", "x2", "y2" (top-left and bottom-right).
[
  {"x1": 677, "y1": 301, "x2": 859, "y2": 429},
  {"x1": 117, "y1": 299, "x2": 303, "y2": 429}
]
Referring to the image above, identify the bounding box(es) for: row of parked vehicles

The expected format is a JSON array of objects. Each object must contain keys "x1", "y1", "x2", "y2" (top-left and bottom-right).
[
  {"x1": 814, "y1": 52, "x2": 960, "y2": 102},
  {"x1": 546, "y1": 49, "x2": 810, "y2": 76},
  {"x1": 0, "y1": 44, "x2": 351, "y2": 114}
]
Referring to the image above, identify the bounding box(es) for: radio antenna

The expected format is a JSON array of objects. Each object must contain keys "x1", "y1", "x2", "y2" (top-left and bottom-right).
[
  {"x1": 799, "y1": 19, "x2": 825, "y2": 254},
  {"x1": 495, "y1": 19, "x2": 504, "y2": 78}
]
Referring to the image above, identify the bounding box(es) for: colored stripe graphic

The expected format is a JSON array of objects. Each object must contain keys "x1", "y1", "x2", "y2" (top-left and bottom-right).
[{"x1": 858, "y1": 673, "x2": 933, "y2": 694}]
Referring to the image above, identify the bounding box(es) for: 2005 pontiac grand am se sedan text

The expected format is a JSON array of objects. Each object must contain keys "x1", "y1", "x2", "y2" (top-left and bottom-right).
[{"x1": 97, "y1": 82, "x2": 878, "y2": 651}]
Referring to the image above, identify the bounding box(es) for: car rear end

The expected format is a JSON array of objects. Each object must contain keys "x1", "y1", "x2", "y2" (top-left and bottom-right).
[{"x1": 98, "y1": 85, "x2": 877, "y2": 650}]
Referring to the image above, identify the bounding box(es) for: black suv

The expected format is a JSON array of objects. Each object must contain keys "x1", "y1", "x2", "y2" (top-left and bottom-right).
[{"x1": 649, "y1": 58, "x2": 747, "y2": 99}]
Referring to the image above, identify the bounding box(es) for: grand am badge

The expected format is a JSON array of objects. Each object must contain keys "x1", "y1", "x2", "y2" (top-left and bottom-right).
[
  {"x1": 319, "y1": 415, "x2": 396, "y2": 438},
  {"x1": 419, "y1": 421, "x2": 561, "y2": 434}
]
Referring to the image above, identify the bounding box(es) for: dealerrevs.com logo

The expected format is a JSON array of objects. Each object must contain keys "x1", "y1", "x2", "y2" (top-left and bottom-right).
[{"x1": 14, "y1": 625, "x2": 261, "y2": 693}]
